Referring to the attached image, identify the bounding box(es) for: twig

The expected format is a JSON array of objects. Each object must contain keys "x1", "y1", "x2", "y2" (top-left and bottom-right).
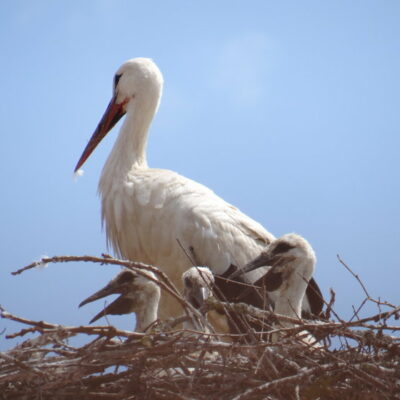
[
  {"x1": 1, "y1": 254, "x2": 399, "y2": 399},
  {"x1": 337, "y1": 254, "x2": 371, "y2": 298}
]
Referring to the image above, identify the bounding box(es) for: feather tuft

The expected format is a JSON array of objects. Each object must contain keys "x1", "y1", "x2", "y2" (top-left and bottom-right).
[{"x1": 36, "y1": 255, "x2": 50, "y2": 270}]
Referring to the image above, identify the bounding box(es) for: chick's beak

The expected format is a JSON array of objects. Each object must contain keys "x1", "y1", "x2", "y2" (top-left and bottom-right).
[{"x1": 79, "y1": 282, "x2": 119, "y2": 308}]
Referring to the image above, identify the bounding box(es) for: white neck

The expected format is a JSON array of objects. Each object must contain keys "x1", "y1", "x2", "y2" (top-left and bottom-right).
[
  {"x1": 100, "y1": 96, "x2": 158, "y2": 190},
  {"x1": 275, "y1": 259, "x2": 314, "y2": 327},
  {"x1": 135, "y1": 295, "x2": 159, "y2": 333}
]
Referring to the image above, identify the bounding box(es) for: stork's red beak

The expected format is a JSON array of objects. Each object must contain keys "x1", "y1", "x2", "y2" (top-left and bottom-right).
[{"x1": 74, "y1": 96, "x2": 127, "y2": 172}]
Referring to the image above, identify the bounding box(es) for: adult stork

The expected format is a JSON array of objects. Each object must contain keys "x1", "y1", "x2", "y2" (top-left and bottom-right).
[
  {"x1": 74, "y1": 57, "x2": 321, "y2": 320},
  {"x1": 79, "y1": 269, "x2": 160, "y2": 333}
]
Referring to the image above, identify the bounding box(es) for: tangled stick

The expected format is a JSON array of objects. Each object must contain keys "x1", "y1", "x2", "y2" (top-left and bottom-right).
[{"x1": 1, "y1": 254, "x2": 399, "y2": 400}]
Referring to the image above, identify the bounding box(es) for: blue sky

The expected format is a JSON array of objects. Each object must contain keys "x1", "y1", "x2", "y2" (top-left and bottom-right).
[{"x1": 1, "y1": 1, "x2": 399, "y2": 349}]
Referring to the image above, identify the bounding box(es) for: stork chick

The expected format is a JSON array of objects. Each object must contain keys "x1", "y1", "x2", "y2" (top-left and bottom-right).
[
  {"x1": 79, "y1": 269, "x2": 160, "y2": 333},
  {"x1": 242, "y1": 233, "x2": 318, "y2": 341},
  {"x1": 183, "y1": 264, "x2": 274, "y2": 339},
  {"x1": 182, "y1": 266, "x2": 214, "y2": 331},
  {"x1": 182, "y1": 266, "x2": 214, "y2": 311}
]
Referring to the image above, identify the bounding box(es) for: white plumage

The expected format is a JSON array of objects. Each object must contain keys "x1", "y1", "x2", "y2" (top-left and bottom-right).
[
  {"x1": 74, "y1": 58, "x2": 319, "y2": 320},
  {"x1": 182, "y1": 266, "x2": 215, "y2": 310}
]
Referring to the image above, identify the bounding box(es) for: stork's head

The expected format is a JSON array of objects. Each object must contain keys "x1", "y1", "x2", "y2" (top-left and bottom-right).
[
  {"x1": 113, "y1": 58, "x2": 163, "y2": 110},
  {"x1": 242, "y1": 233, "x2": 316, "y2": 292},
  {"x1": 79, "y1": 269, "x2": 161, "y2": 324},
  {"x1": 182, "y1": 266, "x2": 215, "y2": 313},
  {"x1": 74, "y1": 57, "x2": 163, "y2": 172}
]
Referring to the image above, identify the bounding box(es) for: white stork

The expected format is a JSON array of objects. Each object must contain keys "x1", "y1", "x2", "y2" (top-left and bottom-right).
[
  {"x1": 79, "y1": 269, "x2": 160, "y2": 333},
  {"x1": 182, "y1": 266, "x2": 214, "y2": 312},
  {"x1": 241, "y1": 233, "x2": 320, "y2": 343},
  {"x1": 74, "y1": 57, "x2": 321, "y2": 320},
  {"x1": 182, "y1": 266, "x2": 215, "y2": 331}
]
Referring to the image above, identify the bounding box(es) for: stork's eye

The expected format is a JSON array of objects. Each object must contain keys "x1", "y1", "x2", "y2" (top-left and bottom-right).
[
  {"x1": 114, "y1": 73, "x2": 122, "y2": 89},
  {"x1": 273, "y1": 242, "x2": 295, "y2": 255}
]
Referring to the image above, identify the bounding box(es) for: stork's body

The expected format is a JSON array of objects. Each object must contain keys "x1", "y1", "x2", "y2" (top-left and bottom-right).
[
  {"x1": 101, "y1": 167, "x2": 273, "y2": 304},
  {"x1": 75, "y1": 58, "x2": 319, "y2": 320}
]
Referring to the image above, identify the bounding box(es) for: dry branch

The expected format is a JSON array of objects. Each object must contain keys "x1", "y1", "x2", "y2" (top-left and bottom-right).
[{"x1": 1, "y1": 254, "x2": 399, "y2": 400}]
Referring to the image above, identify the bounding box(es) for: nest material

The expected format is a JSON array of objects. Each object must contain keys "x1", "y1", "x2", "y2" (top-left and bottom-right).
[{"x1": 1, "y1": 255, "x2": 399, "y2": 400}]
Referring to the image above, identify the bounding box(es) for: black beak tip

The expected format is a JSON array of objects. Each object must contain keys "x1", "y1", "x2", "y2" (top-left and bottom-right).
[
  {"x1": 78, "y1": 298, "x2": 92, "y2": 308},
  {"x1": 89, "y1": 312, "x2": 103, "y2": 324}
]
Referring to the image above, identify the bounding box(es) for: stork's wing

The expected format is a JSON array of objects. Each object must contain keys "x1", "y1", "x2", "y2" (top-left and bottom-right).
[
  {"x1": 101, "y1": 168, "x2": 274, "y2": 273},
  {"x1": 304, "y1": 277, "x2": 324, "y2": 318}
]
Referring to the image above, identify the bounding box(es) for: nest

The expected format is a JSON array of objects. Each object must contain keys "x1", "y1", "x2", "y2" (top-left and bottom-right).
[{"x1": 1, "y1": 255, "x2": 399, "y2": 400}]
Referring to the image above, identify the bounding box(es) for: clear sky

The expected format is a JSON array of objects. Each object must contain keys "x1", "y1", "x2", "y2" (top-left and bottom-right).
[{"x1": 1, "y1": 1, "x2": 399, "y2": 349}]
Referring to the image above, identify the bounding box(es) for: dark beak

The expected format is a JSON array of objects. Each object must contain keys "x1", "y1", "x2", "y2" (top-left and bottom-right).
[
  {"x1": 87, "y1": 296, "x2": 136, "y2": 324},
  {"x1": 79, "y1": 282, "x2": 120, "y2": 308},
  {"x1": 74, "y1": 95, "x2": 127, "y2": 172},
  {"x1": 187, "y1": 286, "x2": 208, "y2": 313},
  {"x1": 79, "y1": 281, "x2": 135, "y2": 324},
  {"x1": 234, "y1": 253, "x2": 290, "y2": 292},
  {"x1": 228, "y1": 252, "x2": 273, "y2": 279},
  {"x1": 242, "y1": 252, "x2": 273, "y2": 274}
]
